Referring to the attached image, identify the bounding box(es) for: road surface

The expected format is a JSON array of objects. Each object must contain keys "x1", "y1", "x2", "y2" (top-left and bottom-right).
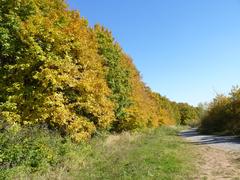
[
  {"x1": 180, "y1": 128, "x2": 240, "y2": 179},
  {"x1": 180, "y1": 128, "x2": 240, "y2": 152}
]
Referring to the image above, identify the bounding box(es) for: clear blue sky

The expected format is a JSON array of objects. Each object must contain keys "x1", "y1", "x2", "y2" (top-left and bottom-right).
[{"x1": 67, "y1": 0, "x2": 240, "y2": 106}]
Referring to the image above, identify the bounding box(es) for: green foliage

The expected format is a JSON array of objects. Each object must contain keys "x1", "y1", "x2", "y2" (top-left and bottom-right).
[
  {"x1": 177, "y1": 103, "x2": 200, "y2": 126},
  {"x1": 200, "y1": 86, "x2": 240, "y2": 135},
  {"x1": 0, "y1": 0, "x2": 198, "y2": 142},
  {"x1": 0, "y1": 2, "x2": 203, "y2": 178},
  {"x1": 0, "y1": 126, "x2": 196, "y2": 179},
  {"x1": 0, "y1": 124, "x2": 77, "y2": 179},
  {"x1": 0, "y1": 0, "x2": 115, "y2": 142},
  {"x1": 94, "y1": 25, "x2": 132, "y2": 129},
  {"x1": 73, "y1": 127, "x2": 196, "y2": 179},
  {"x1": 118, "y1": 57, "x2": 163, "y2": 129}
]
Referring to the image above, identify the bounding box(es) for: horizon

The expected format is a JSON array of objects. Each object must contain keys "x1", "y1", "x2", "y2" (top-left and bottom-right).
[{"x1": 67, "y1": 0, "x2": 240, "y2": 106}]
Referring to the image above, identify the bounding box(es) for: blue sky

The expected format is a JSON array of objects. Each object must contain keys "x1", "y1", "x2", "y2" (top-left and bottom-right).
[{"x1": 67, "y1": 0, "x2": 240, "y2": 106}]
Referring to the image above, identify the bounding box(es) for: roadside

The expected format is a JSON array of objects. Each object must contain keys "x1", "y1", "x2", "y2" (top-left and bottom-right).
[
  {"x1": 70, "y1": 127, "x2": 197, "y2": 180},
  {"x1": 181, "y1": 128, "x2": 240, "y2": 151},
  {"x1": 7, "y1": 127, "x2": 196, "y2": 179},
  {"x1": 181, "y1": 129, "x2": 240, "y2": 179}
]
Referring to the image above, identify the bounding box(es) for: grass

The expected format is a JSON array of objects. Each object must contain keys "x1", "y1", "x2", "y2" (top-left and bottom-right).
[{"x1": 1, "y1": 126, "x2": 197, "y2": 179}]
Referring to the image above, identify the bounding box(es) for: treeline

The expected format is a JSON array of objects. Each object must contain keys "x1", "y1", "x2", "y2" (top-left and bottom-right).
[
  {"x1": 0, "y1": 0, "x2": 199, "y2": 142},
  {"x1": 200, "y1": 86, "x2": 240, "y2": 135}
]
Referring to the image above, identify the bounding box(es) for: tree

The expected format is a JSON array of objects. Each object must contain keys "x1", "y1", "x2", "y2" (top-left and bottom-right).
[
  {"x1": 178, "y1": 103, "x2": 199, "y2": 125},
  {"x1": 0, "y1": 0, "x2": 115, "y2": 142}
]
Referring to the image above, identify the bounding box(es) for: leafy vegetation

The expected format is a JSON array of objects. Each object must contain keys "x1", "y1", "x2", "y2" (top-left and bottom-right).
[
  {"x1": 0, "y1": 124, "x2": 77, "y2": 179},
  {"x1": 177, "y1": 103, "x2": 200, "y2": 126},
  {"x1": 0, "y1": 0, "x2": 200, "y2": 142},
  {"x1": 94, "y1": 25, "x2": 132, "y2": 131},
  {"x1": 200, "y1": 86, "x2": 240, "y2": 135},
  {"x1": 0, "y1": 126, "x2": 197, "y2": 179},
  {"x1": 0, "y1": 0, "x2": 205, "y2": 178},
  {"x1": 0, "y1": 0, "x2": 114, "y2": 142}
]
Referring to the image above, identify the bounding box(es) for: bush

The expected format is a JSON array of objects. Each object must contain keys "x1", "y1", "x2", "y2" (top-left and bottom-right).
[
  {"x1": 0, "y1": 123, "x2": 78, "y2": 179},
  {"x1": 177, "y1": 103, "x2": 200, "y2": 126},
  {"x1": 200, "y1": 86, "x2": 240, "y2": 135}
]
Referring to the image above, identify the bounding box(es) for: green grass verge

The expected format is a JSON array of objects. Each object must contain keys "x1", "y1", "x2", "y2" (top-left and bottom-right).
[{"x1": 0, "y1": 126, "x2": 197, "y2": 179}]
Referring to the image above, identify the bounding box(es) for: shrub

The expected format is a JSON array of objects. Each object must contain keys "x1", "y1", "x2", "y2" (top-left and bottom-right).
[
  {"x1": 200, "y1": 86, "x2": 240, "y2": 135},
  {"x1": 0, "y1": 123, "x2": 76, "y2": 179}
]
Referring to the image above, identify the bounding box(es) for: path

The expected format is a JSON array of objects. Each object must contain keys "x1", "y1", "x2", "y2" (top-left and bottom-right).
[
  {"x1": 180, "y1": 128, "x2": 240, "y2": 152},
  {"x1": 180, "y1": 128, "x2": 240, "y2": 179}
]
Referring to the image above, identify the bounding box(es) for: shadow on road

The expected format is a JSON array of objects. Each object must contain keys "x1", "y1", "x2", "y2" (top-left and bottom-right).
[{"x1": 180, "y1": 128, "x2": 240, "y2": 146}]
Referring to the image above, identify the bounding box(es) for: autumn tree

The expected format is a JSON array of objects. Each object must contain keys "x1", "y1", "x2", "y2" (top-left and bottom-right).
[
  {"x1": 94, "y1": 25, "x2": 132, "y2": 131},
  {"x1": 177, "y1": 103, "x2": 200, "y2": 125},
  {"x1": 0, "y1": 0, "x2": 202, "y2": 142},
  {"x1": 0, "y1": 0, "x2": 115, "y2": 142},
  {"x1": 200, "y1": 86, "x2": 240, "y2": 135}
]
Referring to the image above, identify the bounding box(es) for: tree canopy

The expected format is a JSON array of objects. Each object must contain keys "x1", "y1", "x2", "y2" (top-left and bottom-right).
[{"x1": 0, "y1": 0, "x2": 200, "y2": 142}]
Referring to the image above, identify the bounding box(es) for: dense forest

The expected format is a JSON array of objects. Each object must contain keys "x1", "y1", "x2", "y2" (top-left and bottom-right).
[{"x1": 0, "y1": 0, "x2": 201, "y2": 178}]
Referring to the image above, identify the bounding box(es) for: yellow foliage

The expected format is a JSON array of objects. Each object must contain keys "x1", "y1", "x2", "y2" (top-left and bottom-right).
[{"x1": 0, "y1": 0, "x2": 189, "y2": 142}]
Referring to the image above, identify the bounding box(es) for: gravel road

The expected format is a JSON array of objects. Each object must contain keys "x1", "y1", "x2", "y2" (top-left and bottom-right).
[{"x1": 180, "y1": 128, "x2": 240, "y2": 152}]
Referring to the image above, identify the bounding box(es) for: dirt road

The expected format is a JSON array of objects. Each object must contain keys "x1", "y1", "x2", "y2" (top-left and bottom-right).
[{"x1": 180, "y1": 129, "x2": 240, "y2": 179}]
